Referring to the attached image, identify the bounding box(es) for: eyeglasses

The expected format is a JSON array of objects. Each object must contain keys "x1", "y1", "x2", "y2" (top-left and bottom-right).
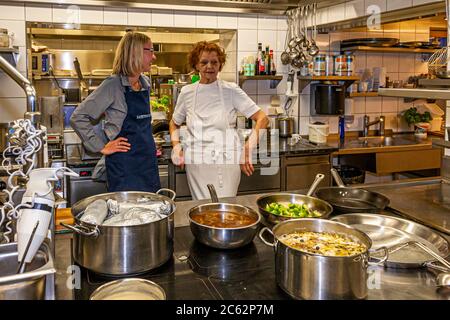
[
  {"x1": 199, "y1": 60, "x2": 220, "y2": 67},
  {"x1": 144, "y1": 48, "x2": 154, "y2": 53}
]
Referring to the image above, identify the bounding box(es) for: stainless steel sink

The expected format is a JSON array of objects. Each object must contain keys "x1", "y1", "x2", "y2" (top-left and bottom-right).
[
  {"x1": 351, "y1": 135, "x2": 420, "y2": 147},
  {"x1": 0, "y1": 242, "x2": 55, "y2": 299}
]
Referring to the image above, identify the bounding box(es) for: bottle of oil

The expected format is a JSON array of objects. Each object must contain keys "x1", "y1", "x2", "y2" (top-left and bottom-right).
[
  {"x1": 270, "y1": 50, "x2": 276, "y2": 75},
  {"x1": 256, "y1": 43, "x2": 262, "y2": 75}
]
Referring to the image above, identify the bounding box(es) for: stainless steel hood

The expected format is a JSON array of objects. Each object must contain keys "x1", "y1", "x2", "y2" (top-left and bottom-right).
[{"x1": 11, "y1": 0, "x2": 348, "y2": 15}]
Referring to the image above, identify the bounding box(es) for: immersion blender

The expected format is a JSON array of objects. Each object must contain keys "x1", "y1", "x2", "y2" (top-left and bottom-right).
[{"x1": 16, "y1": 167, "x2": 78, "y2": 265}]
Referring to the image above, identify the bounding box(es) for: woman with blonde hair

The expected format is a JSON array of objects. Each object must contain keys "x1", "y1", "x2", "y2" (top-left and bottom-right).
[
  {"x1": 170, "y1": 41, "x2": 269, "y2": 200},
  {"x1": 71, "y1": 31, "x2": 161, "y2": 192}
]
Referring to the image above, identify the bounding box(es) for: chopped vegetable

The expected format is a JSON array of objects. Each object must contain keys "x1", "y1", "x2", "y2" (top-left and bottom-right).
[
  {"x1": 265, "y1": 202, "x2": 322, "y2": 218},
  {"x1": 150, "y1": 95, "x2": 170, "y2": 113}
]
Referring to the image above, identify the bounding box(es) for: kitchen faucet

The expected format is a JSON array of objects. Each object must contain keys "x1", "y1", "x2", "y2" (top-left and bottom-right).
[{"x1": 363, "y1": 115, "x2": 385, "y2": 137}]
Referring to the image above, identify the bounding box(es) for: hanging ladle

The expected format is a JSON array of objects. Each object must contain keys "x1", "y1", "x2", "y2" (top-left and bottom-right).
[
  {"x1": 308, "y1": 3, "x2": 320, "y2": 57},
  {"x1": 294, "y1": 7, "x2": 305, "y2": 47},
  {"x1": 301, "y1": 5, "x2": 310, "y2": 50},
  {"x1": 281, "y1": 11, "x2": 293, "y2": 65}
]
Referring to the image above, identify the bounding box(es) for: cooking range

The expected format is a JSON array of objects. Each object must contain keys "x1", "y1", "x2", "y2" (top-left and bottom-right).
[
  {"x1": 72, "y1": 225, "x2": 289, "y2": 300},
  {"x1": 70, "y1": 216, "x2": 443, "y2": 300}
]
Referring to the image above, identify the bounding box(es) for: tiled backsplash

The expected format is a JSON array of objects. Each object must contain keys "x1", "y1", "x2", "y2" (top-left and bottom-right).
[
  {"x1": 295, "y1": 20, "x2": 437, "y2": 135},
  {"x1": 0, "y1": 0, "x2": 446, "y2": 132}
]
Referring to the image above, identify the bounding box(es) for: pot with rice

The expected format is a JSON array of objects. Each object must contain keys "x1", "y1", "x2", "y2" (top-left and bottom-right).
[
  {"x1": 259, "y1": 219, "x2": 389, "y2": 300},
  {"x1": 61, "y1": 189, "x2": 176, "y2": 275}
]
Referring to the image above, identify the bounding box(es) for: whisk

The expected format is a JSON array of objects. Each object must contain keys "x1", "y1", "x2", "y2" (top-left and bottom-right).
[{"x1": 427, "y1": 47, "x2": 448, "y2": 75}]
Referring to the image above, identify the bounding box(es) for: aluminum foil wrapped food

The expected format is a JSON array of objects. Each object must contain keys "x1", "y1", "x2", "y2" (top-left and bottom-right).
[
  {"x1": 79, "y1": 199, "x2": 108, "y2": 225},
  {"x1": 102, "y1": 198, "x2": 171, "y2": 226}
]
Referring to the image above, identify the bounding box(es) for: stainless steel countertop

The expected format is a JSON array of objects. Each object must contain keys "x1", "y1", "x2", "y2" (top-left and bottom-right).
[
  {"x1": 53, "y1": 179, "x2": 450, "y2": 300},
  {"x1": 364, "y1": 178, "x2": 450, "y2": 235}
]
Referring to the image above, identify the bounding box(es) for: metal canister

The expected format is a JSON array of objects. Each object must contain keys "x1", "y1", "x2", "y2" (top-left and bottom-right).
[
  {"x1": 347, "y1": 55, "x2": 354, "y2": 75},
  {"x1": 334, "y1": 54, "x2": 354, "y2": 76},
  {"x1": 313, "y1": 54, "x2": 327, "y2": 76}
]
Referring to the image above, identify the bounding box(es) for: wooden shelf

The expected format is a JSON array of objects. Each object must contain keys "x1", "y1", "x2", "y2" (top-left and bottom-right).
[
  {"x1": 348, "y1": 92, "x2": 379, "y2": 97},
  {"x1": 297, "y1": 75, "x2": 360, "y2": 93},
  {"x1": 238, "y1": 75, "x2": 283, "y2": 88},
  {"x1": 341, "y1": 46, "x2": 437, "y2": 54},
  {"x1": 0, "y1": 46, "x2": 19, "y2": 53}
]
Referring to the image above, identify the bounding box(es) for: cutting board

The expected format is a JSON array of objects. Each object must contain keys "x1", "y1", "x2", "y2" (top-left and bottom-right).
[{"x1": 55, "y1": 208, "x2": 74, "y2": 233}]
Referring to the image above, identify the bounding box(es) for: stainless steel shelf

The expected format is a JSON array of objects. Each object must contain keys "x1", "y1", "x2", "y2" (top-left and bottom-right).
[
  {"x1": 341, "y1": 46, "x2": 437, "y2": 54},
  {"x1": 432, "y1": 138, "x2": 450, "y2": 149},
  {"x1": 418, "y1": 78, "x2": 450, "y2": 87},
  {"x1": 378, "y1": 88, "x2": 450, "y2": 100},
  {"x1": 297, "y1": 75, "x2": 359, "y2": 93}
]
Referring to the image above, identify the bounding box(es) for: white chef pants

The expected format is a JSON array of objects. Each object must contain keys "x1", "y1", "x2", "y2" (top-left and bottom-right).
[{"x1": 185, "y1": 164, "x2": 241, "y2": 200}]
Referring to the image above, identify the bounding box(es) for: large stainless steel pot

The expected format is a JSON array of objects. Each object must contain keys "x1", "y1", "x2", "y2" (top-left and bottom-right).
[
  {"x1": 188, "y1": 184, "x2": 261, "y2": 249},
  {"x1": 90, "y1": 278, "x2": 166, "y2": 300},
  {"x1": 259, "y1": 219, "x2": 388, "y2": 300},
  {"x1": 62, "y1": 189, "x2": 176, "y2": 276}
]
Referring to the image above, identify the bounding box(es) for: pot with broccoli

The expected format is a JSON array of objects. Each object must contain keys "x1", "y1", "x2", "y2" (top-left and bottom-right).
[{"x1": 256, "y1": 193, "x2": 333, "y2": 225}]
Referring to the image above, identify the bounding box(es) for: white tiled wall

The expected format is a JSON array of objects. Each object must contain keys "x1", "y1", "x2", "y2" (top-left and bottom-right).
[
  {"x1": 0, "y1": 0, "x2": 445, "y2": 125},
  {"x1": 297, "y1": 13, "x2": 436, "y2": 135}
]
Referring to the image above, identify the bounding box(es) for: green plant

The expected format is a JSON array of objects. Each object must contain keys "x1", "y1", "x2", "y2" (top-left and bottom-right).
[
  {"x1": 403, "y1": 107, "x2": 432, "y2": 126},
  {"x1": 150, "y1": 95, "x2": 170, "y2": 113}
]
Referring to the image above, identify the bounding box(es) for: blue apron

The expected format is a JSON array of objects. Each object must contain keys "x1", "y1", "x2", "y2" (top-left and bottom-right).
[{"x1": 105, "y1": 84, "x2": 160, "y2": 192}]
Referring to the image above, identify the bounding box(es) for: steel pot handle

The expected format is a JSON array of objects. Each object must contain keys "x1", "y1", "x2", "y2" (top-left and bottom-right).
[
  {"x1": 156, "y1": 188, "x2": 176, "y2": 200},
  {"x1": 259, "y1": 227, "x2": 275, "y2": 247},
  {"x1": 425, "y1": 261, "x2": 450, "y2": 273},
  {"x1": 331, "y1": 168, "x2": 346, "y2": 187},
  {"x1": 60, "y1": 222, "x2": 99, "y2": 237},
  {"x1": 368, "y1": 246, "x2": 389, "y2": 266},
  {"x1": 306, "y1": 173, "x2": 325, "y2": 196}
]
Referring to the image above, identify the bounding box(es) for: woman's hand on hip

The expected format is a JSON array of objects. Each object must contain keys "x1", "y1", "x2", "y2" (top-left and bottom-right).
[
  {"x1": 101, "y1": 137, "x2": 131, "y2": 155},
  {"x1": 240, "y1": 142, "x2": 254, "y2": 176},
  {"x1": 171, "y1": 144, "x2": 185, "y2": 169}
]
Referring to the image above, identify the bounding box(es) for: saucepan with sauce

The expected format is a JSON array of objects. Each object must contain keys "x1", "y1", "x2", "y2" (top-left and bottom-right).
[{"x1": 188, "y1": 184, "x2": 261, "y2": 249}]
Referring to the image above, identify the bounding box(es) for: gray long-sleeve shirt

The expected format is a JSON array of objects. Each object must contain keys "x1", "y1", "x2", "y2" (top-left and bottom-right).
[
  {"x1": 70, "y1": 74, "x2": 151, "y2": 153},
  {"x1": 70, "y1": 74, "x2": 151, "y2": 181}
]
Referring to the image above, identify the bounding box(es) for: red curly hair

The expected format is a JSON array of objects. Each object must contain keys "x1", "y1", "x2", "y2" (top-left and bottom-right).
[{"x1": 188, "y1": 41, "x2": 226, "y2": 72}]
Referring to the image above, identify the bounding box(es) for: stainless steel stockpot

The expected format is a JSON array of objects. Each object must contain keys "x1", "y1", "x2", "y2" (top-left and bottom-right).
[
  {"x1": 188, "y1": 202, "x2": 261, "y2": 250},
  {"x1": 62, "y1": 189, "x2": 176, "y2": 276},
  {"x1": 259, "y1": 218, "x2": 388, "y2": 300},
  {"x1": 188, "y1": 184, "x2": 261, "y2": 250},
  {"x1": 90, "y1": 278, "x2": 166, "y2": 300}
]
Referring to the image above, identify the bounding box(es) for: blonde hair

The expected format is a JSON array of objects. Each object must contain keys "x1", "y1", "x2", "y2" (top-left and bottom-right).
[{"x1": 112, "y1": 31, "x2": 151, "y2": 76}]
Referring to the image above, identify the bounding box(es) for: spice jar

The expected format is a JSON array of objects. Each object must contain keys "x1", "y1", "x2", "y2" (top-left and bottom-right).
[{"x1": 0, "y1": 28, "x2": 9, "y2": 48}]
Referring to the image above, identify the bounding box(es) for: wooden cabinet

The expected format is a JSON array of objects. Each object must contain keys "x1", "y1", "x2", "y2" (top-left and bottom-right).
[
  {"x1": 281, "y1": 154, "x2": 331, "y2": 191},
  {"x1": 375, "y1": 148, "x2": 442, "y2": 175},
  {"x1": 336, "y1": 148, "x2": 442, "y2": 176}
]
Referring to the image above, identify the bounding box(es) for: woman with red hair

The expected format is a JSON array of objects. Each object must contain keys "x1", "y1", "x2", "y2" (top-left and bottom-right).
[{"x1": 169, "y1": 41, "x2": 269, "y2": 200}]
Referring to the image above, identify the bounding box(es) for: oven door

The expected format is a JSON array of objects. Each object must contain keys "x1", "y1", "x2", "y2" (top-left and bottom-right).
[{"x1": 67, "y1": 174, "x2": 107, "y2": 207}]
